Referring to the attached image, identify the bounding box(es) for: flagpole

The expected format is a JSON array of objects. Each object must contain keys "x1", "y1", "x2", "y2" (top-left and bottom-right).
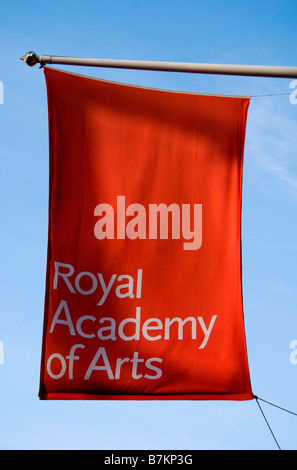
[{"x1": 20, "y1": 51, "x2": 297, "y2": 78}]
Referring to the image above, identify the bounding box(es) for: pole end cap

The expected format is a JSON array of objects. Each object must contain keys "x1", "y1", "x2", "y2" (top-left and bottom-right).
[{"x1": 20, "y1": 51, "x2": 40, "y2": 67}]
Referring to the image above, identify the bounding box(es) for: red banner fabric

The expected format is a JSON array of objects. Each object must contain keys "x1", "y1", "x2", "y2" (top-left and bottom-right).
[{"x1": 39, "y1": 67, "x2": 253, "y2": 400}]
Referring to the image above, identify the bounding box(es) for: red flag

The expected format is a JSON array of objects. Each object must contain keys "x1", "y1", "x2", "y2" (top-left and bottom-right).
[{"x1": 39, "y1": 67, "x2": 253, "y2": 400}]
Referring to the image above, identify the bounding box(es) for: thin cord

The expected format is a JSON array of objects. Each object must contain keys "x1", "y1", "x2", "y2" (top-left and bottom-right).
[
  {"x1": 255, "y1": 396, "x2": 281, "y2": 450},
  {"x1": 256, "y1": 396, "x2": 297, "y2": 417},
  {"x1": 250, "y1": 92, "x2": 292, "y2": 98}
]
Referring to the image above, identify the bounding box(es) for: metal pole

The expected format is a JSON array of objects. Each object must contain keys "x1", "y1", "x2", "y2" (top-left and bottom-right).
[{"x1": 20, "y1": 51, "x2": 297, "y2": 78}]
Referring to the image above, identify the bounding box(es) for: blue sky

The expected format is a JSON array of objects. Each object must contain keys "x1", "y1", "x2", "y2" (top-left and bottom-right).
[{"x1": 0, "y1": 0, "x2": 297, "y2": 450}]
